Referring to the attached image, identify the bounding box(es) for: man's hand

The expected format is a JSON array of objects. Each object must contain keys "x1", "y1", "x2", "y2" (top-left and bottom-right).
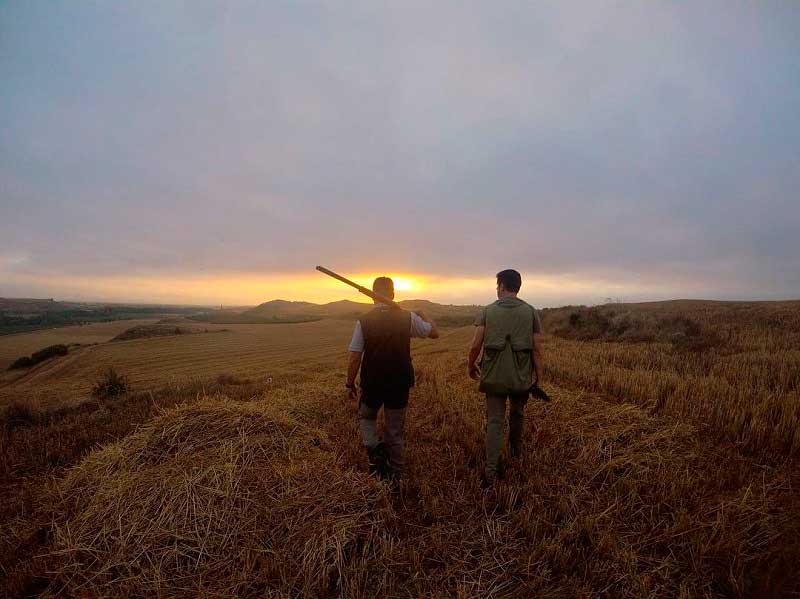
[
  {"x1": 468, "y1": 362, "x2": 481, "y2": 380},
  {"x1": 414, "y1": 310, "x2": 440, "y2": 339},
  {"x1": 467, "y1": 325, "x2": 485, "y2": 381},
  {"x1": 346, "y1": 351, "x2": 362, "y2": 401}
]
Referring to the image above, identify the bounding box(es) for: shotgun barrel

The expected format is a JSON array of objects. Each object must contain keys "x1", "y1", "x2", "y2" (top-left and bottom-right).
[{"x1": 315, "y1": 266, "x2": 401, "y2": 308}]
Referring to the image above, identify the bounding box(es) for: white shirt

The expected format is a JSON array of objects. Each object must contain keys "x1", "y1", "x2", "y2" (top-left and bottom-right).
[{"x1": 348, "y1": 305, "x2": 432, "y2": 352}]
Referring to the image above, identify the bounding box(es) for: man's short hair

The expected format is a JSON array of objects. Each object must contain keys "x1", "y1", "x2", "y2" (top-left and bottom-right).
[
  {"x1": 496, "y1": 269, "x2": 521, "y2": 293},
  {"x1": 373, "y1": 276, "x2": 394, "y2": 297}
]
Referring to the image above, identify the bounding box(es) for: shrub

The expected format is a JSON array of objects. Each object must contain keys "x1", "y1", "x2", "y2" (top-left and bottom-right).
[
  {"x1": 91, "y1": 367, "x2": 130, "y2": 398},
  {"x1": 31, "y1": 344, "x2": 68, "y2": 362},
  {"x1": 9, "y1": 356, "x2": 34, "y2": 370},
  {"x1": 2, "y1": 397, "x2": 41, "y2": 429},
  {"x1": 554, "y1": 307, "x2": 612, "y2": 340},
  {"x1": 551, "y1": 308, "x2": 717, "y2": 351},
  {"x1": 8, "y1": 344, "x2": 68, "y2": 370}
]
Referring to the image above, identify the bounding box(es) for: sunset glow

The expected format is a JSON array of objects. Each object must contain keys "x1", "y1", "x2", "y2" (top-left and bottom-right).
[
  {"x1": 1, "y1": 268, "x2": 694, "y2": 308},
  {"x1": 2, "y1": 3, "x2": 798, "y2": 306},
  {"x1": 351, "y1": 275, "x2": 420, "y2": 295},
  {"x1": 389, "y1": 278, "x2": 415, "y2": 293}
]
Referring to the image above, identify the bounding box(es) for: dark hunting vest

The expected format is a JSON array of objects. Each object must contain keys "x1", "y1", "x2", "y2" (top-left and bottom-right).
[{"x1": 359, "y1": 306, "x2": 414, "y2": 393}]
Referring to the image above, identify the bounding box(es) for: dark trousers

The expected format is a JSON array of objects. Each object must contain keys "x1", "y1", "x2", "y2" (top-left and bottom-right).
[{"x1": 359, "y1": 387, "x2": 409, "y2": 476}]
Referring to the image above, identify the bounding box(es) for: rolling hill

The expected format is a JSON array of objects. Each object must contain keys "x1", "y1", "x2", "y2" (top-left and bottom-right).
[{"x1": 193, "y1": 298, "x2": 481, "y2": 326}]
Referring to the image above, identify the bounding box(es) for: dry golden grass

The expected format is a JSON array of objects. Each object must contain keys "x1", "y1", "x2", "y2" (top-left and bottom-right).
[
  {"x1": 0, "y1": 318, "x2": 159, "y2": 370},
  {"x1": 541, "y1": 301, "x2": 800, "y2": 454},
  {"x1": 48, "y1": 399, "x2": 390, "y2": 597},
  {"x1": 0, "y1": 319, "x2": 350, "y2": 408},
  {"x1": 1, "y1": 303, "x2": 798, "y2": 597}
]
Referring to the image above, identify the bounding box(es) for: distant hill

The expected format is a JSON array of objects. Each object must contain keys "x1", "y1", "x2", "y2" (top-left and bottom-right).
[
  {"x1": 246, "y1": 297, "x2": 800, "y2": 330},
  {"x1": 319, "y1": 300, "x2": 374, "y2": 316},
  {"x1": 0, "y1": 298, "x2": 202, "y2": 336},
  {"x1": 246, "y1": 300, "x2": 322, "y2": 316},
  {"x1": 244, "y1": 299, "x2": 369, "y2": 318},
  {"x1": 231, "y1": 298, "x2": 481, "y2": 326},
  {"x1": 0, "y1": 298, "x2": 78, "y2": 313}
]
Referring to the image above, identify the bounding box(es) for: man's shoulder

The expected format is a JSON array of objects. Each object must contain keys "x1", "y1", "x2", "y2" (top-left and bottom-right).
[
  {"x1": 367, "y1": 304, "x2": 407, "y2": 312},
  {"x1": 361, "y1": 306, "x2": 411, "y2": 321},
  {"x1": 361, "y1": 305, "x2": 389, "y2": 317},
  {"x1": 485, "y1": 299, "x2": 506, "y2": 310},
  {"x1": 489, "y1": 297, "x2": 538, "y2": 316},
  {"x1": 490, "y1": 297, "x2": 532, "y2": 309},
  {"x1": 510, "y1": 297, "x2": 538, "y2": 312}
]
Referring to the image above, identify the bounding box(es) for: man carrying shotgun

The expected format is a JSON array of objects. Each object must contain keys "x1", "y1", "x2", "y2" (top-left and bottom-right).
[
  {"x1": 345, "y1": 276, "x2": 439, "y2": 481},
  {"x1": 468, "y1": 269, "x2": 544, "y2": 486}
]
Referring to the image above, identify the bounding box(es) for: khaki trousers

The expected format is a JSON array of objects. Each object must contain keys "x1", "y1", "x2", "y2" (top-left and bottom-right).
[{"x1": 485, "y1": 393, "x2": 527, "y2": 479}]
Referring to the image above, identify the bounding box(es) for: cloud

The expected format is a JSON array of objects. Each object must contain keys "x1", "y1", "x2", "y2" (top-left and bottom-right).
[
  {"x1": 0, "y1": 252, "x2": 31, "y2": 272},
  {"x1": 1, "y1": 1, "x2": 798, "y2": 304}
]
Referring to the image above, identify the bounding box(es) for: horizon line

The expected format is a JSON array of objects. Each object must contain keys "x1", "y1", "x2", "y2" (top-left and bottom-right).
[{"x1": 3, "y1": 294, "x2": 799, "y2": 310}]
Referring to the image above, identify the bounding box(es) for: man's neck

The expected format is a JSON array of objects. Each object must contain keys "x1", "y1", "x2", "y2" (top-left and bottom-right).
[{"x1": 498, "y1": 292, "x2": 518, "y2": 300}]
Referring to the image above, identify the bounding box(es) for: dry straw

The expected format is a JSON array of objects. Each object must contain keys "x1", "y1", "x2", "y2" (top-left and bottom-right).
[
  {"x1": 4, "y1": 300, "x2": 799, "y2": 597},
  {"x1": 47, "y1": 398, "x2": 391, "y2": 597}
]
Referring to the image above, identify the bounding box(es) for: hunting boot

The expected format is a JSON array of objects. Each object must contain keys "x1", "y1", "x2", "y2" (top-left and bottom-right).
[
  {"x1": 481, "y1": 470, "x2": 497, "y2": 490},
  {"x1": 367, "y1": 442, "x2": 390, "y2": 479}
]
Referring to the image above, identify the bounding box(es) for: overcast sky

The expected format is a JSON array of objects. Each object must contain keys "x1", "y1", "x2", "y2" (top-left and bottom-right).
[{"x1": 2, "y1": 1, "x2": 799, "y2": 306}]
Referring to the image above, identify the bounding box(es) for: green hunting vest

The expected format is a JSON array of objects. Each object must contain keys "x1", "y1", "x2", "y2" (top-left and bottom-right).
[{"x1": 479, "y1": 297, "x2": 534, "y2": 396}]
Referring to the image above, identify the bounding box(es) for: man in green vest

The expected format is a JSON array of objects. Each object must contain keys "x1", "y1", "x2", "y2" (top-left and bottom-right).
[{"x1": 467, "y1": 269, "x2": 543, "y2": 485}]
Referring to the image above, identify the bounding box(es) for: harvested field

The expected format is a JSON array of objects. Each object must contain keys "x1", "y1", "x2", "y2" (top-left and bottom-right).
[
  {"x1": 1, "y1": 302, "x2": 799, "y2": 597},
  {"x1": 48, "y1": 399, "x2": 390, "y2": 597},
  {"x1": 0, "y1": 319, "x2": 350, "y2": 409},
  {"x1": 541, "y1": 301, "x2": 800, "y2": 454},
  {"x1": 0, "y1": 318, "x2": 158, "y2": 370},
  {"x1": 109, "y1": 321, "x2": 226, "y2": 341}
]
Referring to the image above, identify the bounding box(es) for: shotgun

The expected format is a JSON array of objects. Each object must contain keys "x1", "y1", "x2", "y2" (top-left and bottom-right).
[{"x1": 315, "y1": 266, "x2": 401, "y2": 308}]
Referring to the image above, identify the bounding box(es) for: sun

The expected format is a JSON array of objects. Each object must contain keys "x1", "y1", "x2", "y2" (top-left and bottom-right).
[
  {"x1": 354, "y1": 273, "x2": 422, "y2": 296},
  {"x1": 391, "y1": 277, "x2": 415, "y2": 292}
]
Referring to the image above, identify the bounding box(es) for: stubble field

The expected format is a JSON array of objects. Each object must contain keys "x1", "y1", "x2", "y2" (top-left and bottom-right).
[
  {"x1": 1, "y1": 301, "x2": 798, "y2": 597},
  {"x1": 0, "y1": 319, "x2": 160, "y2": 371},
  {"x1": 0, "y1": 320, "x2": 351, "y2": 409}
]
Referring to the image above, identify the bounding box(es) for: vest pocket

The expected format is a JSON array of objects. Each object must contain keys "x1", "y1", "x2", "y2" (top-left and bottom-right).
[{"x1": 479, "y1": 344, "x2": 530, "y2": 395}]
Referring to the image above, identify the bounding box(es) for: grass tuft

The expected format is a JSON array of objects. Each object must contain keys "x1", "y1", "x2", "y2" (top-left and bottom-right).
[
  {"x1": 91, "y1": 367, "x2": 130, "y2": 398},
  {"x1": 2, "y1": 397, "x2": 41, "y2": 429}
]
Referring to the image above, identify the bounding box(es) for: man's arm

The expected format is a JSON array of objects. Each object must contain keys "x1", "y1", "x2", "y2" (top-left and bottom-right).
[
  {"x1": 468, "y1": 325, "x2": 485, "y2": 380},
  {"x1": 346, "y1": 322, "x2": 364, "y2": 400},
  {"x1": 412, "y1": 310, "x2": 439, "y2": 339},
  {"x1": 532, "y1": 332, "x2": 543, "y2": 384},
  {"x1": 346, "y1": 351, "x2": 362, "y2": 400},
  {"x1": 531, "y1": 307, "x2": 543, "y2": 384}
]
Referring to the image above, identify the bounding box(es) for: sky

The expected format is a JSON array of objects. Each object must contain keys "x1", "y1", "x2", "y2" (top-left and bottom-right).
[{"x1": 2, "y1": 1, "x2": 799, "y2": 307}]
